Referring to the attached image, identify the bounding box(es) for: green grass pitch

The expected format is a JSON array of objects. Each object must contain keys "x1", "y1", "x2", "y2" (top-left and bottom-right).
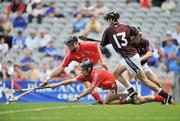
[{"x1": 0, "y1": 103, "x2": 180, "y2": 121}]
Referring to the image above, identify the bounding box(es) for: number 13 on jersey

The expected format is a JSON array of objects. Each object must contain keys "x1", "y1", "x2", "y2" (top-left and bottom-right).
[{"x1": 113, "y1": 32, "x2": 128, "y2": 48}]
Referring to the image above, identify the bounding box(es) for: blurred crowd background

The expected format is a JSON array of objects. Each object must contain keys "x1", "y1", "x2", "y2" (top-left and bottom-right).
[{"x1": 0, "y1": 0, "x2": 180, "y2": 99}]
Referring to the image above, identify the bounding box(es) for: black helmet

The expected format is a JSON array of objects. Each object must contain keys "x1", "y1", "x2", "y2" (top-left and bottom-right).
[
  {"x1": 64, "y1": 35, "x2": 78, "y2": 45},
  {"x1": 104, "y1": 12, "x2": 120, "y2": 22},
  {"x1": 81, "y1": 60, "x2": 93, "y2": 73}
]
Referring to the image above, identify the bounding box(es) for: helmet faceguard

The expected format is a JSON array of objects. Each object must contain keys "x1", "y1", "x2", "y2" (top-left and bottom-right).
[{"x1": 81, "y1": 60, "x2": 93, "y2": 75}]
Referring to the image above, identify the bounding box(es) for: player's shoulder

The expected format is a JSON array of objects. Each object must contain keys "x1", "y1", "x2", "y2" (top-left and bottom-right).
[{"x1": 103, "y1": 24, "x2": 115, "y2": 33}]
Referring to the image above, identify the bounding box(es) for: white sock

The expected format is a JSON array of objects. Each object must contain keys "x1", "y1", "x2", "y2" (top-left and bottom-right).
[{"x1": 157, "y1": 88, "x2": 162, "y2": 94}]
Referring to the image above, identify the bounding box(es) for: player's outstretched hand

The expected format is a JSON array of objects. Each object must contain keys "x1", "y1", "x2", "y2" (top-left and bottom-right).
[
  {"x1": 69, "y1": 96, "x2": 79, "y2": 102},
  {"x1": 41, "y1": 80, "x2": 48, "y2": 87}
]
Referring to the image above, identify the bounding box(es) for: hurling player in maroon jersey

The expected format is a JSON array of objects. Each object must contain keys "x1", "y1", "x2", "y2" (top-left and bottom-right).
[{"x1": 100, "y1": 12, "x2": 173, "y2": 104}]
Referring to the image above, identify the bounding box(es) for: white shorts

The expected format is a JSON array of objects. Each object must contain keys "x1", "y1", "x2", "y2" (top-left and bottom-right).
[
  {"x1": 142, "y1": 63, "x2": 150, "y2": 73},
  {"x1": 114, "y1": 80, "x2": 128, "y2": 94},
  {"x1": 120, "y1": 53, "x2": 143, "y2": 75}
]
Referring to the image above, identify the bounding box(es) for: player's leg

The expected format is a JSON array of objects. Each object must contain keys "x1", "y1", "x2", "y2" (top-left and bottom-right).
[
  {"x1": 145, "y1": 68, "x2": 161, "y2": 88},
  {"x1": 112, "y1": 63, "x2": 138, "y2": 101},
  {"x1": 104, "y1": 93, "x2": 131, "y2": 105},
  {"x1": 104, "y1": 93, "x2": 164, "y2": 105},
  {"x1": 125, "y1": 54, "x2": 159, "y2": 93},
  {"x1": 103, "y1": 91, "x2": 120, "y2": 104},
  {"x1": 125, "y1": 54, "x2": 172, "y2": 104},
  {"x1": 112, "y1": 63, "x2": 129, "y2": 87},
  {"x1": 136, "y1": 72, "x2": 161, "y2": 93},
  {"x1": 104, "y1": 80, "x2": 131, "y2": 104},
  {"x1": 103, "y1": 79, "x2": 124, "y2": 104},
  {"x1": 125, "y1": 64, "x2": 161, "y2": 96},
  {"x1": 139, "y1": 95, "x2": 164, "y2": 104},
  {"x1": 136, "y1": 71, "x2": 173, "y2": 104}
]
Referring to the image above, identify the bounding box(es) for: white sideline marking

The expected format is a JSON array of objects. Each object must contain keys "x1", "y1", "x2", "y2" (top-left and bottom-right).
[{"x1": 0, "y1": 105, "x2": 92, "y2": 115}]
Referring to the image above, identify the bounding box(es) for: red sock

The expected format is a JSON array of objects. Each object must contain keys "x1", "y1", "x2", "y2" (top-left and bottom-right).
[
  {"x1": 154, "y1": 95, "x2": 164, "y2": 102},
  {"x1": 92, "y1": 93, "x2": 102, "y2": 104}
]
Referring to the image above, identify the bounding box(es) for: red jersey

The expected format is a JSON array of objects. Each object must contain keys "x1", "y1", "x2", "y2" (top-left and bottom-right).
[
  {"x1": 76, "y1": 69, "x2": 116, "y2": 90},
  {"x1": 61, "y1": 42, "x2": 100, "y2": 68}
]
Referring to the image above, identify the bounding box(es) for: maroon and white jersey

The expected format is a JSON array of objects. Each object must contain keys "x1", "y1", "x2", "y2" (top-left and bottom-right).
[{"x1": 100, "y1": 22, "x2": 139, "y2": 57}]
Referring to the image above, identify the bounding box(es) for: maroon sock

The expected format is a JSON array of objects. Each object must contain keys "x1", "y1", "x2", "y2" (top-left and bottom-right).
[
  {"x1": 127, "y1": 87, "x2": 135, "y2": 94},
  {"x1": 158, "y1": 90, "x2": 169, "y2": 99}
]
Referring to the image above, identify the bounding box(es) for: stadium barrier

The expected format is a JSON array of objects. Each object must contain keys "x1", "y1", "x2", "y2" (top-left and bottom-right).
[{"x1": 0, "y1": 80, "x2": 152, "y2": 103}]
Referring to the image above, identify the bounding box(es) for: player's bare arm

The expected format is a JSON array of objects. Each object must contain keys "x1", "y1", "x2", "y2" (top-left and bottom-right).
[
  {"x1": 97, "y1": 44, "x2": 108, "y2": 70},
  {"x1": 69, "y1": 84, "x2": 95, "y2": 102},
  {"x1": 84, "y1": 81, "x2": 97, "y2": 94},
  {"x1": 47, "y1": 78, "x2": 77, "y2": 89},
  {"x1": 43, "y1": 66, "x2": 64, "y2": 86},
  {"x1": 140, "y1": 51, "x2": 153, "y2": 62}
]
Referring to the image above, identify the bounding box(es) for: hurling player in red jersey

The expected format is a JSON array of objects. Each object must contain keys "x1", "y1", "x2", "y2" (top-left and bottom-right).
[
  {"x1": 46, "y1": 60, "x2": 165, "y2": 105},
  {"x1": 101, "y1": 11, "x2": 172, "y2": 104},
  {"x1": 42, "y1": 35, "x2": 108, "y2": 104}
]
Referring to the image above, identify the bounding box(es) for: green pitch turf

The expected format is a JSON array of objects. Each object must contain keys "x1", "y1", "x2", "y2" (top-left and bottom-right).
[{"x1": 0, "y1": 103, "x2": 180, "y2": 121}]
